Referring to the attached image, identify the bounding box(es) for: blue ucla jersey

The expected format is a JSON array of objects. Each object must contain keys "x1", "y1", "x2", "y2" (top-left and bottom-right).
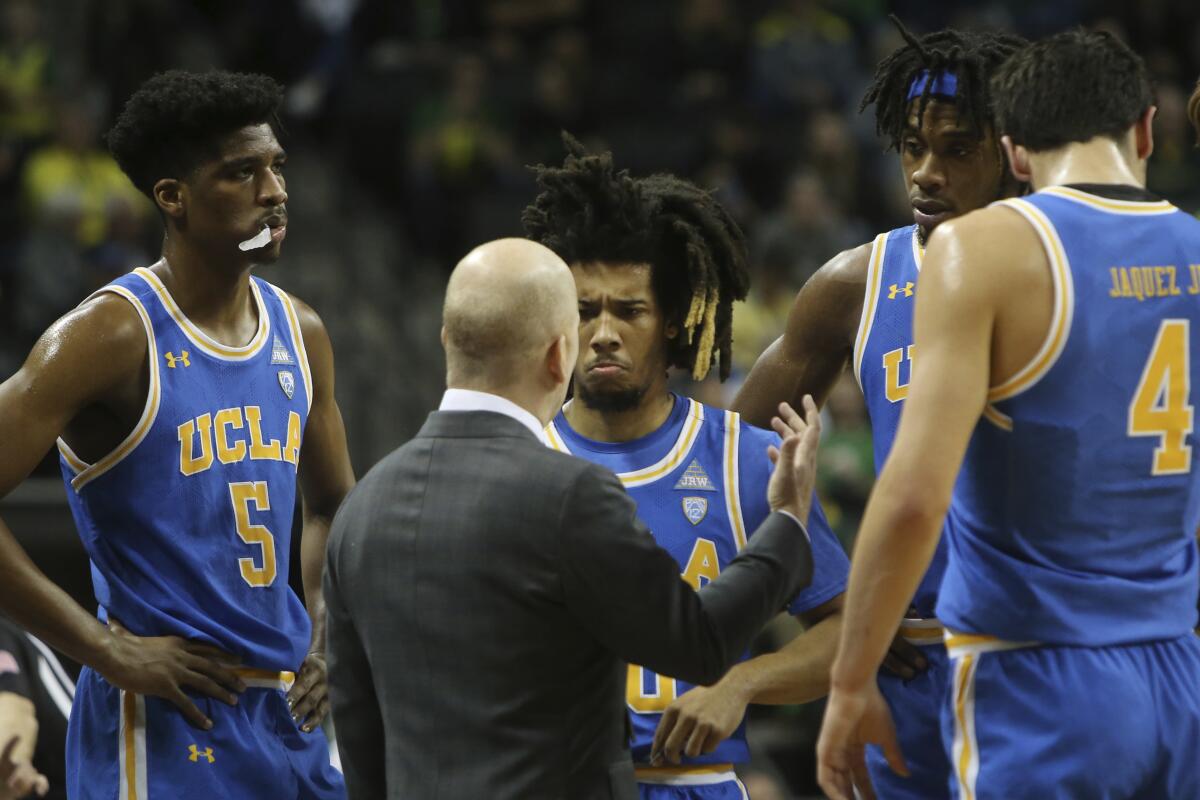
[
  {"x1": 853, "y1": 225, "x2": 948, "y2": 620},
  {"x1": 547, "y1": 395, "x2": 849, "y2": 765},
  {"x1": 938, "y1": 186, "x2": 1200, "y2": 646},
  {"x1": 58, "y1": 266, "x2": 313, "y2": 671}
]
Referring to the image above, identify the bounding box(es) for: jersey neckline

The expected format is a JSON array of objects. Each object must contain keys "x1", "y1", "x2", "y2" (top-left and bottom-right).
[
  {"x1": 554, "y1": 393, "x2": 689, "y2": 456},
  {"x1": 134, "y1": 265, "x2": 271, "y2": 362}
]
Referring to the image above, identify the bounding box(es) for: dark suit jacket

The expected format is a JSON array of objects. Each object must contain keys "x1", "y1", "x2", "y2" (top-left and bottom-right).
[{"x1": 325, "y1": 410, "x2": 813, "y2": 800}]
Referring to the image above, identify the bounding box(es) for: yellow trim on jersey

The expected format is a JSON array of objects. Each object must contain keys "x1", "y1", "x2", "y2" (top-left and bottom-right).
[
  {"x1": 234, "y1": 667, "x2": 296, "y2": 691},
  {"x1": 270, "y1": 284, "x2": 314, "y2": 414},
  {"x1": 544, "y1": 421, "x2": 568, "y2": 452},
  {"x1": 1041, "y1": 185, "x2": 1176, "y2": 215},
  {"x1": 899, "y1": 616, "x2": 945, "y2": 646},
  {"x1": 852, "y1": 233, "x2": 889, "y2": 391},
  {"x1": 67, "y1": 285, "x2": 162, "y2": 492},
  {"x1": 722, "y1": 410, "x2": 747, "y2": 550},
  {"x1": 981, "y1": 404, "x2": 1013, "y2": 432},
  {"x1": 57, "y1": 439, "x2": 89, "y2": 473},
  {"x1": 119, "y1": 690, "x2": 147, "y2": 800},
  {"x1": 986, "y1": 200, "x2": 1075, "y2": 403},
  {"x1": 945, "y1": 630, "x2": 1039, "y2": 658},
  {"x1": 911, "y1": 227, "x2": 925, "y2": 271},
  {"x1": 134, "y1": 266, "x2": 270, "y2": 361},
  {"x1": 634, "y1": 763, "x2": 736, "y2": 785},
  {"x1": 543, "y1": 400, "x2": 705, "y2": 488},
  {"x1": 951, "y1": 654, "x2": 979, "y2": 800}
]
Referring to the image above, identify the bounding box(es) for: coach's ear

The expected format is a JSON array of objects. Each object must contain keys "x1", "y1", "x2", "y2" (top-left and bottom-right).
[
  {"x1": 153, "y1": 178, "x2": 186, "y2": 219},
  {"x1": 1001, "y1": 135, "x2": 1032, "y2": 184},
  {"x1": 1135, "y1": 105, "x2": 1156, "y2": 161}
]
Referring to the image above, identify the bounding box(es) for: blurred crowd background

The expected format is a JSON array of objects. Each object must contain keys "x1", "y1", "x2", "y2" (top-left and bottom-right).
[{"x1": 2, "y1": 1, "x2": 1199, "y2": 796}]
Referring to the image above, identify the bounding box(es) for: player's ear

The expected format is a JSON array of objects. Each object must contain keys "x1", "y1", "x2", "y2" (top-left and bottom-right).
[
  {"x1": 1000, "y1": 135, "x2": 1032, "y2": 184},
  {"x1": 665, "y1": 320, "x2": 680, "y2": 340},
  {"x1": 1134, "y1": 105, "x2": 1156, "y2": 161},
  {"x1": 153, "y1": 178, "x2": 186, "y2": 220}
]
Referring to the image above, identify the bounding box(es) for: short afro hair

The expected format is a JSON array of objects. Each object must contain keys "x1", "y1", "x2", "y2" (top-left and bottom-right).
[{"x1": 107, "y1": 70, "x2": 284, "y2": 198}]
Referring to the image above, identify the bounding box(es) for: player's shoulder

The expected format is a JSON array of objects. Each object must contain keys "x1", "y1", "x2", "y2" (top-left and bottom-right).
[
  {"x1": 928, "y1": 204, "x2": 1042, "y2": 277},
  {"x1": 37, "y1": 290, "x2": 148, "y2": 370},
  {"x1": 810, "y1": 240, "x2": 875, "y2": 292}
]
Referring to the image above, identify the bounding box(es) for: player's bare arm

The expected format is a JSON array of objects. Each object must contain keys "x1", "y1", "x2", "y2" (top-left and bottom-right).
[
  {"x1": 816, "y1": 209, "x2": 1048, "y2": 800},
  {"x1": 651, "y1": 593, "x2": 843, "y2": 764},
  {"x1": 0, "y1": 297, "x2": 245, "y2": 730},
  {"x1": 287, "y1": 296, "x2": 355, "y2": 733},
  {"x1": 732, "y1": 243, "x2": 870, "y2": 427}
]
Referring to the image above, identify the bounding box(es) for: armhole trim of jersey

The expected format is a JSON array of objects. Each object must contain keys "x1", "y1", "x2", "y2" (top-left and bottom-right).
[
  {"x1": 722, "y1": 410, "x2": 748, "y2": 551},
  {"x1": 270, "y1": 284, "x2": 314, "y2": 415},
  {"x1": 986, "y1": 199, "x2": 1076, "y2": 404},
  {"x1": 62, "y1": 285, "x2": 161, "y2": 492},
  {"x1": 852, "y1": 233, "x2": 889, "y2": 391}
]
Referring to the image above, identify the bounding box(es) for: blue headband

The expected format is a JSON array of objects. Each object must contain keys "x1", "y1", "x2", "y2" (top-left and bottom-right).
[{"x1": 907, "y1": 70, "x2": 958, "y2": 101}]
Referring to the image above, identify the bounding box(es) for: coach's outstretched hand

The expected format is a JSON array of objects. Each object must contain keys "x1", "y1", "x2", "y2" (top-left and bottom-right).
[
  {"x1": 98, "y1": 619, "x2": 245, "y2": 730},
  {"x1": 287, "y1": 651, "x2": 330, "y2": 733},
  {"x1": 765, "y1": 396, "x2": 821, "y2": 523}
]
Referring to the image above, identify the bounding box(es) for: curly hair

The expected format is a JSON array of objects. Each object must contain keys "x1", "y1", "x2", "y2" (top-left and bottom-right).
[
  {"x1": 861, "y1": 16, "x2": 1027, "y2": 150},
  {"x1": 107, "y1": 70, "x2": 284, "y2": 198},
  {"x1": 991, "y1": 29, "x2": 1153, "y2": 152},
  {"x1": 522, "y1": 134, "x2": 750, "y2": 382}
]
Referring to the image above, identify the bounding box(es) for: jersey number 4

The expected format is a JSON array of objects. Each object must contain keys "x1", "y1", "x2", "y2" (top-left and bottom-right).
[
  {"x1": 229, "y1": 482, "x2": 278, "y2": 587},
  {"x1": 1129, "y1": 319, "x2": 1193, "y2": 475}
]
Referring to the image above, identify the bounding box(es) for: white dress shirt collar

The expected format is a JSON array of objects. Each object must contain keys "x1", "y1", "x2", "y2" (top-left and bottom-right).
[{"x1": 439, "y1": 388, "x2": 547, "y2": 444}]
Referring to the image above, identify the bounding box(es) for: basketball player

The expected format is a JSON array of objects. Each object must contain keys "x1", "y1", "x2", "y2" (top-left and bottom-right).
[
  {"x1": 524, "y1": 137, "x2": 850, "y2": 799},
  {"x1": 732, "y1": 22, "x2": 1024, "y2": 799},
  {"x1": 0, "y1": 71, "x2": 353, "y2": 798},
  {"x1": 818, "y1": 30, "x2": 1200, "y2": 799}
]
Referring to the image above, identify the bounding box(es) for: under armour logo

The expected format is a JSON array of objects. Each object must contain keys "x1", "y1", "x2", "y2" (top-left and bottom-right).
[
  {"x1": 887, "y1": 282, "x2": 914, "y2": 299},
  {"x1": 165, "y1": 351, "x2": 191, "y2": 369},
  {"x1": 188, "y1": 744, "x2": 214, "y2": 764}
]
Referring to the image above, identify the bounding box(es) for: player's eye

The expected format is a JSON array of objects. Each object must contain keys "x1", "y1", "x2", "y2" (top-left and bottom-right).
[
  {"x1": 271, "y1": 160, "x2": 286, "y2": 175},
  {"x1": 903, "y1": 140, "x2": 924, "y2": 156}
]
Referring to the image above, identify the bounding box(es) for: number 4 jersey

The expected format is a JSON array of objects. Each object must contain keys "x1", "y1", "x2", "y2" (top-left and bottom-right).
[
  {"x1": 938, "y1": 185, "x2": 1200, "y2": 647},
  {"x1": 547, "y1": 395, "x2": 849, "y2": 766},
  {"x1": 57, "y1": 266, "x2": 312, "y2": 671}
]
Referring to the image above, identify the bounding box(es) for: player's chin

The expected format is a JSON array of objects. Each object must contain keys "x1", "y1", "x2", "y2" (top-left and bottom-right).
[{"x1": 251, "y1": 243, "x2": 284, "y2": 263}]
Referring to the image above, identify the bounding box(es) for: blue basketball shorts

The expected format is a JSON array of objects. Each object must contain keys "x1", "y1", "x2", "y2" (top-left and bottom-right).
[
  {"x1": 67, "y1": 666, "x2": 345, "y2": 799},
  {"x1": 941, "y1": 634, "x2": 1200, "y2": 799},
  {"x1": 866, "y1": 639, "x2": 953, "y2": 799},
  {"x1": 636, "y1": 764, "x2": 748, "y2": 799}
]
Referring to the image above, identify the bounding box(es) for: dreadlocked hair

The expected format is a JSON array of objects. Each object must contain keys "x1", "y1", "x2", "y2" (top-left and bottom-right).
[
  {"x1": 860, "y1": 15, "x2": 1026, "y2": 150},
  {"x1": 523, "y1": 134, "x2": 750, "y2": 382}
]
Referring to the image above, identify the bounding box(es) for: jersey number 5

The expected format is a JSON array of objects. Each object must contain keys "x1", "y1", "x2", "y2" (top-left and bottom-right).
[
  {"x1": 229, "y1": 481, "x2": 278, "y2": 587},
  {"x1": 1128, "y1": 319, "x2": 1193, "y2": 475}
]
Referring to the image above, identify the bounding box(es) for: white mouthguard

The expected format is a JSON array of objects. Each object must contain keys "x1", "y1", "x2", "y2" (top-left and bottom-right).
[{"x1": 238, "y1": 225, "x2": 272, "y2": 251}]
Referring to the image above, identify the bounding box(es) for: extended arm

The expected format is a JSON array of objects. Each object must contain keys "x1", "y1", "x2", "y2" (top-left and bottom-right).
[
  {"x1": 732, "y1": 244, "x2": 870, "y2": 426},
  {"x1": 288, "y1": 298, "x2": 356, "y2": 732}
]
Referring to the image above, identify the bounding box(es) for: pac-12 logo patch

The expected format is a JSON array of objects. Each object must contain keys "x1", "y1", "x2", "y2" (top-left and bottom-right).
[
  {"x1": 278, "y1": 370, "x2": 296, "y2": 399},
  {"x1": 682, "y1": 497, "x2": 708, "y2": 526}
]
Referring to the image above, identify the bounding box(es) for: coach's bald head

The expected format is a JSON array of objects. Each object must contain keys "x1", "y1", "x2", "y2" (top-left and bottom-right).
[{"x1": 442, "y1": 238, "x2": 579, "y2": 424}]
